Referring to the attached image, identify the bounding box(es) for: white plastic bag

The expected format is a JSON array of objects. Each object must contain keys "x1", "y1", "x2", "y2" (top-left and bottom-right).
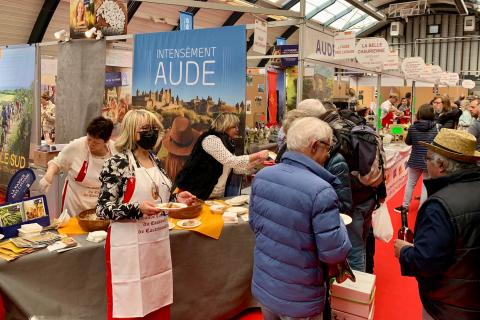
[{"x1": 371, "y1": 204, "x2": 393, "y2": 243}]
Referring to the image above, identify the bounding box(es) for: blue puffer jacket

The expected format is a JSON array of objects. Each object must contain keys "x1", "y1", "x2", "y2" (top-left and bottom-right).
[{"x1": 249, "y1": 151, "x2": 352, "y2": 318}]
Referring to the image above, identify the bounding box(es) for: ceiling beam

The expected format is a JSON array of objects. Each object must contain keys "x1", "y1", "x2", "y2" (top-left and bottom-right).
[
  {"x1": 282, "y1": 0, "x2": 300, "y2": 10},
  {"x1": 342, "y1": 0, "x2": 384, "y2": 21},
  {"x1": 306, "y1": 0, "x2": 336, "y2": 20},
  {"x1": 453, "y1": 0, "x2": 468, "y2": 15},
  {"x1": 257, "y1": 25, "x2": 297, "y2": 67},
  {"x1": 28, "y1": 0, "x2": 60, "y2": 44},
  {"x1": 342, "y1": 13, "x2": 367, "y2": 30},
  {"x1": 324, "y1": 6, "x2": 355, "y2": 26},
  {"x1": 222, "y1": 0, "x2": 258, "y2": 27},
  {"x1": 127, "y1": 1, "x2": 143, "y2": 23}
]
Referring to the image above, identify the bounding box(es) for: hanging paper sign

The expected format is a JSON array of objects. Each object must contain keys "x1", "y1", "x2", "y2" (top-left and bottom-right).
[
  {"x1": 439, "y1": 72, "x2": 450, "y2": 86},
  {"x1": 6, "y1": 168, "x2": 36, "y2": 203},
  {"x1": 355, "y1": 37, "x2": 389, "y2": 69},
  {"x1": 253, "y1": 19, "x2": 268, "y2": 54},
  {"x1": 420, "y1": 64, "x2": 441, "y2": 83},
  {"x1": 462, "y1": 79, "x2": 476, "y2": 89},
  {"x1": 383, "y1": 50, "x2": 399, "y2": 70},
  {"x1": 401, "y1": 57, "x2": 425, "y2": 78},
  {"x1": 305, "y1": 27, "x2": 335, "y2": 61},
  {"x1": 179, "y1": 11, "x2": 194, "y2": 31},
  {"x1": 446, "y1": 72, "x2": 459, "y2": 86},
  {"x1": 334, "y1": 31, "x2": 356, "y2": 60}
]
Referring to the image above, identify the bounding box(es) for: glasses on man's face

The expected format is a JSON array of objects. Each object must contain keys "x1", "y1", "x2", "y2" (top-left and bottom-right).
[
  {"x1": 138, "y1": 126, "x2": 160, "y2": 133},
  {"x1": 318, "y1": 140, "x2": 333, "y2": 153},
  {"x1": 433, "y1": 101, "x2": 442, "y2": 105}
]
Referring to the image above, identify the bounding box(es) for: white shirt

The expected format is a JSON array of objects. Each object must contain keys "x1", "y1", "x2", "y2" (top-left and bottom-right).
[
  {"x1": 201, "y1": 135, "x2": 250, "y2": 198},
  {"x1": 380, "y1": 100, "x2": 394, "y2": 119}
]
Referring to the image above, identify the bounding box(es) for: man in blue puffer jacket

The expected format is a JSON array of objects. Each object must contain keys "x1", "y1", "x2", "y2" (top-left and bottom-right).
[{"x1": 249, "y1": 117, "x2": 352, "y2": 319}]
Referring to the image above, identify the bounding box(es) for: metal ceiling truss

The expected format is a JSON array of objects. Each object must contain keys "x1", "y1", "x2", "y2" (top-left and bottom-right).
[
  {"x1": 342, "y1": 12, "x2": 367, "y2": 29},
  {"x1": 324, "y1": 6, "x2": 355, "y2": 26},
  {"x1": 28, "y1": 0, "x2": 60, "y2": 44},
  {"x1": 342, "y1": 0, "x2": 384, "y2": 21},
  {"x1": 127, "y1": 1, "x2": 143, "y2": 23},
  {"x1": 282, "y1": 0, "x2": 300, "y2": 10},
  {"x1": 305, "y1": 0, "x2": 336, "y2": 20}
]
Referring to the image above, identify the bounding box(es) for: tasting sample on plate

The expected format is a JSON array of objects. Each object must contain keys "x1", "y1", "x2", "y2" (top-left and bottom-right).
[
  {"x1": 176, "y1": 219, "x2": 201, "y2": 229},
  {"x1": 224, "y1": 195, "x2": 249, "y2": 206},
  {"x1": 340, "y1": 213, "x2": 352, "y2": 225},
  {"x1": 156, "y1": 202, "x2": 188, "y2": 211}
]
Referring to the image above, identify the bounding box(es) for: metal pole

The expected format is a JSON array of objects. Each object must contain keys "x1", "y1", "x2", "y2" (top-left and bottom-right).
[
  {"x1": 296, "y1": 0, "x2": 306, "y2": 106},
  {"x1": 34, "y1": 44, "x2": 42, "y2": 146},
  {"x1": 411, "y1": 80, "x2": 416, "y2": 123},
  {"x1": 376, "y1": 73, "x2": 382, "y2": 133}
]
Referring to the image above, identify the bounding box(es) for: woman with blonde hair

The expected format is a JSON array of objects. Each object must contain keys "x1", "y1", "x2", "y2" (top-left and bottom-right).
[
  {"x1": 97, "y1": 109, "x2": 196, "y2": 320},
  {"x1": 433, "y1": 95, "x2": 462, "y2": 129},
  {"x1": 175, "y1": 112, "x2": 269, "y2": 199}
]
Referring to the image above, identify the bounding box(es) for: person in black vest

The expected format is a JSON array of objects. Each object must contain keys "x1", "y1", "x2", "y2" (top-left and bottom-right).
[
  {"x1": 394, "y1": 128, "x2": 480, "y2": 320},
  {"x1": 175, "y1": 113, "x2": 268, "y2": 200}
]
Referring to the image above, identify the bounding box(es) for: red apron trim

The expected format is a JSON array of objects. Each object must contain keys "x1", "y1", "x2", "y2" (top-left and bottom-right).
[
  {"x1": 75, "y1": 160, "x2": 88, "y2": 182},
  {"x1": 123, "y1": 177, "x2": 136, "y2": 204},
  {"x1": 61, "y1": 180, "x2": 69, "y2": 212}
]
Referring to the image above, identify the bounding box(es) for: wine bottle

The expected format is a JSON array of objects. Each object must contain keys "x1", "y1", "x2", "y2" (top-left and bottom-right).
[{"x1": 398, "y1": 210, "x2": 414, "y2": 243}]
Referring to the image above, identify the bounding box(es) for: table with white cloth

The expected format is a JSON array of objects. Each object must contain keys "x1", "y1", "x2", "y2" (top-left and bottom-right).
[
  {"x1": 383, "y1": 142, "x2": 412, "y2": 201},
  {"x1": 0, "y1": 220, "x2": 257, "y2": 320}
]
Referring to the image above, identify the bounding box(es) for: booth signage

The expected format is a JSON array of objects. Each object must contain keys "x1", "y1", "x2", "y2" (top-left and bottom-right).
[
  {"x1": 383, "y1": 50, "x2": 399, "y2": 71},
  {"x1": 305, "y1": 27, "x2": 335, "y2": 61},
  {"x1": 253, "y1": 19, "x2": 268, "y2": 54},
  {"x1": 401, "y1": 57, "x2": 425, "y2": 78},
  {"x1": 179, "y1": 11, "x2": 194, "y2": 31},
  {"x1": 446, "y1": 72, "x2": 460, "y2": 86},
  {"x1": 462, "y1": 79, "x2": 476, "y2": 89},
  {"x1": 334, "y1": 31, "x2": 356, "y2": 60},
  {"x1": 132, "y1": 26, "x2": 246, "y2": 176},
  {"x1": 106, "y1": 49, "x2": 133, "y2": 68},
  {"x1": 271, "y1": 45, "x2": 298, "y2": 67},
  {"x1": 0, "y1": 46, "x2": 35, "y2": 189},
  {"x1": 355, "y1": 37, "x2": 389, "y2": 69},
  {"x1": 6, "y1": 168, "x2": 35, "y2": 203},
  {"x1": 420, "y1": 64, "x2": 442, "y2": 83}
]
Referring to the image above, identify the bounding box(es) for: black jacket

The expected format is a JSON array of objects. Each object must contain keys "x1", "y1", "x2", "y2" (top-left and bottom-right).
[
  {"x1": 405, "y1": 120, "x2": 438, "y2": 170},
  {"x1": 437, "y1": 108, "x2": 462, "y2": 129},
  {"x1": 416, "y1": 169, "x2": 480, "y2": 320},
  {"x1": 325, "y1": 152, "x2": 353, "y2": 214},
  {"x1": 175, "y1": 130, "x2": 235, "y2": 200}
]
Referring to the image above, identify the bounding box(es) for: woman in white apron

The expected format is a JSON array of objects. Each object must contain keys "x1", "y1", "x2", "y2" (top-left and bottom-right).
[
  {"x1": 40, "y1": 117, "x2": 115, "y2": 216},
  {"x1": 96, "y1": 110, "x2": 195, "y2": 320}
]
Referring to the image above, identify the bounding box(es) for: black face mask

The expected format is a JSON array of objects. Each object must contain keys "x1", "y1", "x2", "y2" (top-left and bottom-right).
[{"x1": 137, "y1": 130, "x2": 159, "y2": 150}]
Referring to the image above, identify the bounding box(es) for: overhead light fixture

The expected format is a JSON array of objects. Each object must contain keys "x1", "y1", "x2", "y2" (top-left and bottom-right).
[
  {"x1": 85, "y1": 27, "x2": 97, "y2": 38},
  {"x1": 54, "y1": 29, "x2": 67, "y2": 40}
]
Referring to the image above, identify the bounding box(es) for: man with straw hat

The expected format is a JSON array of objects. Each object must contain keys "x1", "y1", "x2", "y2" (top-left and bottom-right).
[{"x1": 394, "y1": 128, "x2": 480, "y2": 320}]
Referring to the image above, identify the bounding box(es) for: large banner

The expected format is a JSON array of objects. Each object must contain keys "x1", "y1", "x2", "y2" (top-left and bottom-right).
[
  {"x1": 132, "y1": 26, "x2": 246, "y2": 179},
  {"x1": 0, "y1": 46, "x2": 35, "y2": 189}
]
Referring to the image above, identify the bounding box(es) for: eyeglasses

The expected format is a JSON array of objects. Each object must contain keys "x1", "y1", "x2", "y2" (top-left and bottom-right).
[
  {"x1": 433, "y1": 101, "x2": 443, "y2": 105},
  {"x1": 138, "y1": 126, "x2": 160, "y2": 133},
  {"x1": 318, "y1": 140, "x2": 333, "y2": 153}
]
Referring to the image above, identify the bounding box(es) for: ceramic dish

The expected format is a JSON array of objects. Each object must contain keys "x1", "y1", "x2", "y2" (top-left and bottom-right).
[
  {"x1": 176, "y1": 219, "x2": 202, "y2": 229},
  {"x1": 168, "y1": 221, "x2": 175, "y2": 230},
  {"x1": 156, "y1": 202, "x2": 188, "y2": 211},
  {"x1": 225, "y1": 195, "x2": 249, "y2": 206},
  {"x1": 205, "y1": 200, "x2": 223, "y2": 206},
  {"x1": 210, "y1": 204, "x2": 227, "y2": 214},
  {"x1": 224, "y1": 207, "x2": 248, "y2": 216},
  {"x1": 340, "y1": 213, "x2": 352, "y2": 225}
]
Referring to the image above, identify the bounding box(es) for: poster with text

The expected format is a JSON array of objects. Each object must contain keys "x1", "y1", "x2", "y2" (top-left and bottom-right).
[
  {"x1": 132, "y1": 26, "x2": 246, "y2": 179},
  {"x1": 0, "y1": 46, "x2": 35, "y2": 189}
]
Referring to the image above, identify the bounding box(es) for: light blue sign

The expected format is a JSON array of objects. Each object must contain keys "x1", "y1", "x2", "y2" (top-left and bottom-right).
[
  {"x1": 179, "y1": 11, "x2": 193, "y2": 31},
  {"x1": 276, "y1": 37, "x2": 286, "y2": 45}
]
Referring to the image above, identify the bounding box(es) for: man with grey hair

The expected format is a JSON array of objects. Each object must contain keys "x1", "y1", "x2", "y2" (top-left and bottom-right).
[
  {"x1": 297, "y1": 99, "x2": 327, "y2": 118},
  {"x1": 394, "y1": 128, "x2": 480, "y2": 320},
  {"x1": 249, "y1": 117, "x2": 351, "y2": 320}
]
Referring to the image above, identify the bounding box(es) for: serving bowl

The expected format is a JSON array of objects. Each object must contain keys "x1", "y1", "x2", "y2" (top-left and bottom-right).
[{"x1": 77, "y1": 209, "x2": 110, "y2": 232}]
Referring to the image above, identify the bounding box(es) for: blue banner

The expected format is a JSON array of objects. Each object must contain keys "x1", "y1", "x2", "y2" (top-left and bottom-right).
[
  {"x1": 179, "y1": 11, "x2": 194, "y2": 31},
  {"x1": 276, "y1": 37, "x2": 286, "y2": 45},
  {"x1": 105, "y1": 72, "x2": 123, "y2": 88}
]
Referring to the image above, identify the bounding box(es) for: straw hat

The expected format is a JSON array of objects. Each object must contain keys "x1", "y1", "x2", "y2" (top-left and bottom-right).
[
  {"x1": 355, "y1": 105, "x2": 368, "y2": 112},
  {"x1": 162, "y1": 117, "x2": 201, "y2": 156},
  {"x1": 420, "y1": 128, "x2": 480, "y2": 163}
]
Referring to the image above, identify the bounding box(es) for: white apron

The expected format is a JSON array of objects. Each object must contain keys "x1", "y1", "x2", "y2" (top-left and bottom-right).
[
  {"x1": 109, "y1": 151, "x2": 173, "y2": 318},
  {"x1": 61, "y1": 150, "x2": 108, "y2": 216}
]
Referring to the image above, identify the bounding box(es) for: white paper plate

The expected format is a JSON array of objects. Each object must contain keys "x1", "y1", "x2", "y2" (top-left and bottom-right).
[
  {"x1": 176, "y1": 219, "x2": 202, "y2": 229},
  {"x1": 0, "y1": 234, "x2": 4, "y2": 240},
  {"x1": 340, "y1": 213, "x2": 352, "y2": 225},
  {"x1": 225, "y1": 207, "x2": 248, "y2": 215},
  {"x1": 205, "y1": 200, "x2": 223, "y2": 206},
  {"x1": 225, "y1": 195, "x2": 250, "y2": 206},
  {"x1": 156, "y1": 202, "x2": 188, "y2": 211},
  {"x1": 168, "y1": 222, "x2": 175, "y2": 230}
]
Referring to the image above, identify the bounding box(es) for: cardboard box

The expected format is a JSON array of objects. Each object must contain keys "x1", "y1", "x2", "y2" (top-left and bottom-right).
[
  {"x1": 332, "y1": 303, "x2": 375, "y2": 320},
  {"x1": 331, "y1": 270, "x2": 376, "y2": 303},
  {"x1": 331, "y1": 289, "x2": 375, "y2": 318},
  {"x1": 33, "y1": 150, "x2": 59, "y2": 168}
]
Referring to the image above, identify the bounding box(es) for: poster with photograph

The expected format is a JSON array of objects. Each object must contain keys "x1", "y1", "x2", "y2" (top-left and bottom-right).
[
  {"x1": 246, "y1": 100, "x2": 252, "y2": 114},
  {"x1": 23, "y1": 197, "x2": 47, "y2": 221},
  {"x1": 257, "y1": 84, "x2": 265, "y2": 93},
  {"x1": 132, "y1": 26, "x2": 246, "y2": 179},
  {"x1": 302, "y1": 64, "x2": 334, "y2": 101},
  {"x1": 0, "y1": 46, "x2": 35, "y2": 189},
  {"x1": 70, "y1": 0, "x2": 127, "y2": 39},
  {"x1": 0, "y1": 202, "x2": 24, "y2": 227}
]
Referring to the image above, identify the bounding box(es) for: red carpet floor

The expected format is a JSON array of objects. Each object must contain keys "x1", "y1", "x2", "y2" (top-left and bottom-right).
[{"x1": 238, "y1": 181, "x2": 423, "y2": 320}]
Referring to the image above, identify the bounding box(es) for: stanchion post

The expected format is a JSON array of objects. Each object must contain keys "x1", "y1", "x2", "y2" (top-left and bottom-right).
[
  {"x1": 296, "y1": 0, "x2": 306, "y2": 106},
  {"x1": 411, "y1": 80, "x2": 416, "y2": 123},
  {"x1": 376, "y1": 73, "x2": 382, "y2": 133}
]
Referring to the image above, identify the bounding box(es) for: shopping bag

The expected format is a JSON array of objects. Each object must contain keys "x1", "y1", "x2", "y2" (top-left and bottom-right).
[{"x1": 371, "y1": 204, "x2": 393, "y2": 243}]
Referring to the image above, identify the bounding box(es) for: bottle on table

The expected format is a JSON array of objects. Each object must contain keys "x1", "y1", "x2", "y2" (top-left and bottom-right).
[{"x1": 398, "y1": 210, "x2": 414, "y2": 243}]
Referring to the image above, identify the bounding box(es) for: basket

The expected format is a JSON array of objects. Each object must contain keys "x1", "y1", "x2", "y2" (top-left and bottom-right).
[
  {"x1": 168, "y1": 202, "x2": 202, "y2": 219},
  {"x1": 78, "y1": 209, "x2": 110, "y2": 232}
]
